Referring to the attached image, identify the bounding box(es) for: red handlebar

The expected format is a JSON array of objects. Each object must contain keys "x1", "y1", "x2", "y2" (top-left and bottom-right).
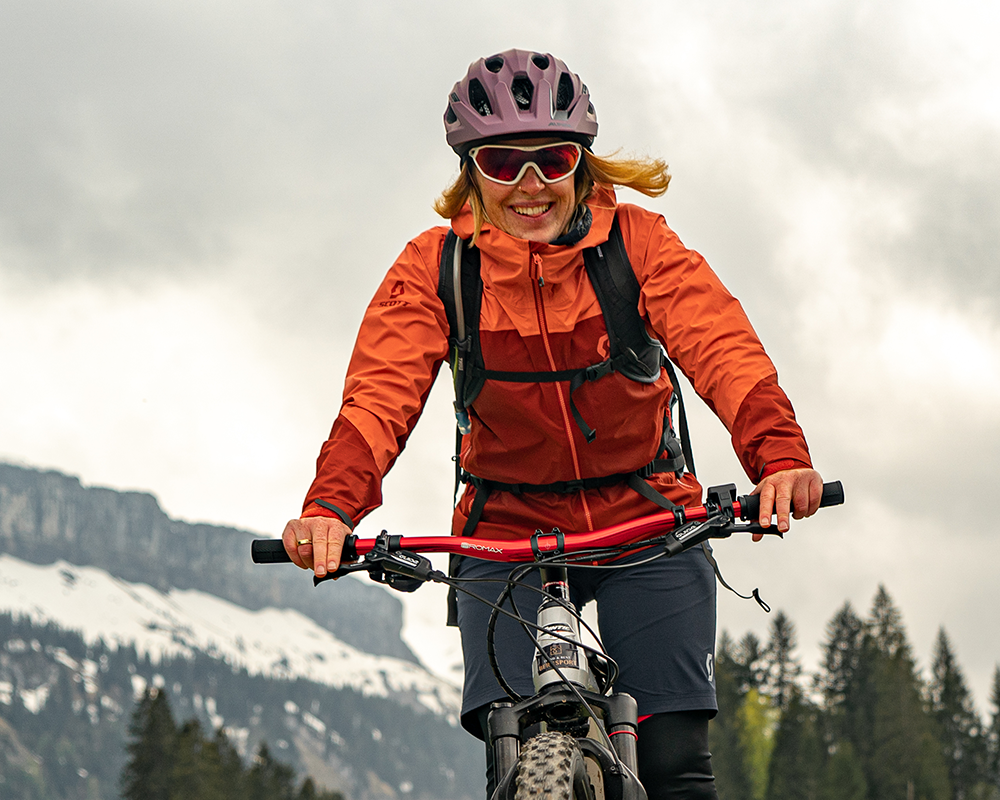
[{"x1": 251, "y1": 481, "x2": 844, "y2": 566}]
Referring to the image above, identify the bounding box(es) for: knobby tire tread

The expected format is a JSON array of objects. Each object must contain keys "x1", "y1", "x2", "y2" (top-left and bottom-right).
[{"x1": 514, "y1": 732, "x2": 594, "y2": 800}]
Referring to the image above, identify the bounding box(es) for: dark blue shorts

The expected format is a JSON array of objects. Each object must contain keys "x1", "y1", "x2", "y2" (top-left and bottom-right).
[{"x1": 454, "y1": 546, "x2": 718, "y2": 736}]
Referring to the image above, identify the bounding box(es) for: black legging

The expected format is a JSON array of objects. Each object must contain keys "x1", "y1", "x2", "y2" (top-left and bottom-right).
[
  {"x1": 477, "y1": 707, "x2": 718, "y2": 799},
  {"x1": 637, "y1": 711, "x2": 719, "y2": 800}
]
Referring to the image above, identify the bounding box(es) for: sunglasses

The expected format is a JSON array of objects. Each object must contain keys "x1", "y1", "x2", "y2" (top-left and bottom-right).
[{"x1": 469, "y1": 142, "x2": 583, "y2": 185}]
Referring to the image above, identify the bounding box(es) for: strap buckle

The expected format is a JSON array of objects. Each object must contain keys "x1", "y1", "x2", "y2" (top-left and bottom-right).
[{"x1": 583, "y1": 360, "x2": 614, "y2": 383}]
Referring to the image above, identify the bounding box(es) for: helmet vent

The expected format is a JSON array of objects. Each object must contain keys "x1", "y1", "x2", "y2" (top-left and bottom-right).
[
  {"x1": 485, "y1": 56, "x2": 504, "y2": 73},
  {"x1": 531, "y1": 54, "x2": 550, "y2": 70},
  {"x1": 445, "y1": 106, "x2": 457, "y2": 124},
  {"x1": 468, "y1": 79, "x2": 493, "y2": 116},
  {"x1": 555, "y1": 73, "x2": 575, "y2": 111},
  {"x1": 511, "y1": 76, "x2": 533, "y2": 110}
]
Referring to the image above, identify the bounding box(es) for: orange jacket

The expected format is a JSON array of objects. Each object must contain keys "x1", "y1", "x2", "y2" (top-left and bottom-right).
[{"x1": 303, "y1": 186, "x2": 811, "y2": 539}]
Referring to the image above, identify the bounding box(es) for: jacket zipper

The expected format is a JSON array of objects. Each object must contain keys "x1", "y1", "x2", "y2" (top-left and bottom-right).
[{"x1": 529, "y1": 251, "x2": 595, "y2": 530}]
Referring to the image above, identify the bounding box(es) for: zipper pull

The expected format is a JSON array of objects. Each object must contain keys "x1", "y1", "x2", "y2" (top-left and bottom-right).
[{"x1": 533, "y1": 253, "x2": 544, "y2": 287}]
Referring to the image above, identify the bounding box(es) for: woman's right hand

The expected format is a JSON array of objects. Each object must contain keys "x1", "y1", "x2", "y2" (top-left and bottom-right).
[{"x1": 282, "y1": 516, "x2": 352, "y2": 578}]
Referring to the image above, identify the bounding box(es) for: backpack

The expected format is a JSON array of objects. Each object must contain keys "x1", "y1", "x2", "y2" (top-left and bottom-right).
[
  {"x1": 435, "y1": 214, "x2": 774, "y2": 624},
  {"x1": 437, "y1": 213, "x2": 696, "y2": 532}
]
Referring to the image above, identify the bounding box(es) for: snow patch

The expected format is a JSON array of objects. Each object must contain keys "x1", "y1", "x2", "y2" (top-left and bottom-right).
[{"x1": 0, "y1": 555, "x2": 460, "y2": 716}]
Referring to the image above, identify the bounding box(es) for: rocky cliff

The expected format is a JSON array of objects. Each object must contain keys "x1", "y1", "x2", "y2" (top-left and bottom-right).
[{"x1": 0, "y1": 462, "x2": 416, "y2": 663}]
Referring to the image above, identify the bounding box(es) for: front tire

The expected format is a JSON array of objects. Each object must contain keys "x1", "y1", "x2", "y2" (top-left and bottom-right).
[{"x1": 514, "y1": 732, "x2": 594, "y2": 800}]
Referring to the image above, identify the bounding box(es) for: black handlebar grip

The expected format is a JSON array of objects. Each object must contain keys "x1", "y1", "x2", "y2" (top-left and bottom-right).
[
  {"x1": 251, "y1": 539, "x2": 292, "y2": 564},
  {"x1": 820, "y1": 480, "x2": 845, "y2": 508},
  {"x1": 738, "y1": 480, "x2": 844, "y2": 521}
]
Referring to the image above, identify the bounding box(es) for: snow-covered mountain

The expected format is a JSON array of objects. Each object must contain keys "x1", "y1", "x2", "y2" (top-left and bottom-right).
[
  {"x1": 0, "y1": 463, "x2": 481, "y2": 799},
  {"x1": 0, "y1": 555, "x2": 460, "y2": 719}
]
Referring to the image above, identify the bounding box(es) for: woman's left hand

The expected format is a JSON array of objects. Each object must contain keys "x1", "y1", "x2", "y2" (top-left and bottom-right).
[{"x1": 750, "y1": 467, "x2": 824, "y2": 540}]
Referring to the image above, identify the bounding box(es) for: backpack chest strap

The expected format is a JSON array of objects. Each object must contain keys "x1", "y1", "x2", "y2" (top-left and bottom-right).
[{"x1": 458, "y1": 443, "x2": 685, "y2": 538}]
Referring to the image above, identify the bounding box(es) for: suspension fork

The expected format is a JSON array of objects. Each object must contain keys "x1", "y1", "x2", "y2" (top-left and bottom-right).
[{"x1": 488, "y1": 564, "x2": 643, "y2": 789}]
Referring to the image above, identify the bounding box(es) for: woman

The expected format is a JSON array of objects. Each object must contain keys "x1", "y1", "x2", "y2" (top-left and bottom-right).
[{"x1": 283, "y1": 49, "x2": 823, "y2": 799}]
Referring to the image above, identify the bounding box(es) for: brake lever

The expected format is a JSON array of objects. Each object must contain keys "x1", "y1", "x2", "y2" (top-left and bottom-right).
[
  {"x1": 313, "y1": 531, "x2": 444, "y2": 592},
  {"x1": 312, "y1": 559, "x2": 374, "y2": 585},
  {"x1": 663, "y1": 513, "x2": 734, "y2": 557},
  {"x1": 738, "y1": 521, "x2": 784, "y2": 539}
]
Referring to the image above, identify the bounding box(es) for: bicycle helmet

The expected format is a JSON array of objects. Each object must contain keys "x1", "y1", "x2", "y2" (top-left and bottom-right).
[{"x1": 444, "y1": 49, "x2": 599, "y2": 155}]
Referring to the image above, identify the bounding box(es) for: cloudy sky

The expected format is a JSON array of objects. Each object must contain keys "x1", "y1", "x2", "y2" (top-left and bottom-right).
[{"x1": 2, "y1": 0, "x2": 998, "y2": 707}]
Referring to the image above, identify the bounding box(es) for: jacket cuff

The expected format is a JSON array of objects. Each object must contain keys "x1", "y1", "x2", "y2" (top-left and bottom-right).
[
  {"x1": 301, "y1": 499, "x2": 356, "y2": 530},
  {"x1": 759, "y1": 458, "x2": 812, "y2": 480}
]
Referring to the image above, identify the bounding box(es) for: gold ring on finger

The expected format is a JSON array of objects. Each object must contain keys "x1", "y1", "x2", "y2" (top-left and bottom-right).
[{"x1": 296, "y1": 538, "x2": 312, "y2": 546}]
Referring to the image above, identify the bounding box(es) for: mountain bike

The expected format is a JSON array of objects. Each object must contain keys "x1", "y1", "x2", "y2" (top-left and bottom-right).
[{"x1": 252, "y1": 480, "x2": 844, "y2": 799}]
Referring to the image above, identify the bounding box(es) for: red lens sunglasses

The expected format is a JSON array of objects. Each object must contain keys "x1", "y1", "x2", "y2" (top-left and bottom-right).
[{"x1": 469, "y1": 142, "x2": 583, "y2": 185}]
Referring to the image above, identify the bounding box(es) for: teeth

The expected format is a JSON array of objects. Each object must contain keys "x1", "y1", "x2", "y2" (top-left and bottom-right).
[{"x1": 513, "y1": 204, "x2": 551, "y2": 217}]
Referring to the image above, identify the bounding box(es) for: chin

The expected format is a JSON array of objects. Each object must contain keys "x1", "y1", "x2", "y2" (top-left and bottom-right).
[{"x1": 506, "y1": 214, "x2": 567, "y2": 243}]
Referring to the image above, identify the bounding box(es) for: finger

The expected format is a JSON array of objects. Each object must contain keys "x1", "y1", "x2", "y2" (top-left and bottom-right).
[
  {"x1": 282, "y1": 520, "x2": 309, "y2": 570},
  {"x1": 791, "y1": 472, "x2": 823, "y2": 519},
  {"x1": 791, "y1": 479, "x2": 812, "y2": 520},
  {"x1": 322, "y1": 519, "x2": 345, "y2": 577},
  {"x1": 312, "y1": 520, "x2": 329, "y2": 578},
  {"x1": 757, "y1": 482, "x2": 775, "y2": 528},
  {"x1": 775, "y1": 483, "x2": 793, "y2": 533},
  {"x1": 295, "y1": 527, "x2": 315, "y2": 570},
  {"x1": 808, "y1": 473, "x2": 824, "y2": 516}
]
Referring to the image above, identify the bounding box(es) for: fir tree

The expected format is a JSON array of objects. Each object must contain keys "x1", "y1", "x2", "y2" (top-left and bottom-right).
[
  {"x1": 985, "y1": 666, "x2": 1000, "y2": 798},
  {"x1": 199, "y1": 728, "x2": 248, "y2": 800},
  {"x1": 711, "y1": 632, "x2": 755, "y2": 800},
  {"x1": 763, "y1": 611, "x2": 802, "y2": 714},
  {"x1": 764, "y1": 685, "x2": 823, "y2": 800},
  {"x1": 818, "y1": 741, "x2": 867, "y2": 800},
  {"x1": 815, "y1": 601, "x2": 865, "y2": 712},
  {"x1": 929, "y1": 628, "x2": 986, "y2": 800},
  {"x1": 815, "y1": 600, "x2": 869, "y2": 765},
  {"x1": 868, "y1": 584, "x2": 909, "y2": 658},
  {"x1": 245, "y1": 742, "x2": 298, "y2": 800},
  {"x1": 120, "y1": 688, "x2": 177, "y2": 800},
  {"x1": 170, "y1": 718, "x2": 208, "y2": 800},
  {"x1": 738, "y1": 689, "x2": 777, "y2": 800},
  {"x1": 863, "y1": 588, "x2": 951, "y2": 800},
  {"x1": 734, "y1": 631, "x2": 768, "y2": 695}
]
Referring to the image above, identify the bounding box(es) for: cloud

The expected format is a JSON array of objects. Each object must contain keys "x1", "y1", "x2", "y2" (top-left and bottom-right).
[{"x1": 2, "y1": 0, "x2": 998, "y2": 705}]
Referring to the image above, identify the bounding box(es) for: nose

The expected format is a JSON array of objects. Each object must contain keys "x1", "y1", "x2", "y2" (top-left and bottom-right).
[{"x1": 516, "y1": 166, "x2": 545, "y2": 194}]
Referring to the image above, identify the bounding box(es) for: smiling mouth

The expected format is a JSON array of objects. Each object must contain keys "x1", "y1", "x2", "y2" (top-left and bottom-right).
[{"x1": 512, "y1": 203, "x2": 552, "y2": 218}]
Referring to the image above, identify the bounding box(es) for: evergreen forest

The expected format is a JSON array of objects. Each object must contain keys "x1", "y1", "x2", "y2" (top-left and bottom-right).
[
  {"x1": 0, "y1": 612, "x2": 480, "y2": 800},
  {"x1": 119, "y1": 688, "x2": 343, "y2": 800},
  {"x1": 710, "y1": 585, "x2": 1000, "y2": 800}
]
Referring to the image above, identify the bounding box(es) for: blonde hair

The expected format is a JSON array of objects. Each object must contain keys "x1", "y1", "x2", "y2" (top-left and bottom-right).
[
  {"x1": 433, "y1": 161, "x2": 488, "y2": 242},
  {"x1": 433, "y1": 149, "x2": 671, "y2": 243}
]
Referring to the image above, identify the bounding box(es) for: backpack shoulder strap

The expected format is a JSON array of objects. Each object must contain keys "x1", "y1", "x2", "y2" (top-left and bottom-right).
[
  {"x1": 583, "y1": 214, "x2": 697, "y2": 477},
  {"x1": 437, "y1": 230, "x2": 486, "y2": 424},
  {"x1": 583, "y1": 215, "x2": 660, "y2": 380}
]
